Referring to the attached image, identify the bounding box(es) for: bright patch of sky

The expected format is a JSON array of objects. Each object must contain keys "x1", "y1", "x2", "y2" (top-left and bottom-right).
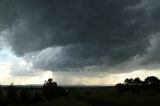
[
  {"x1": 0, "y1": 47, "x2": 53, "y2": 85},
  {"x1": 0, "y1": 48, "x2": 18, "y2": 62}
]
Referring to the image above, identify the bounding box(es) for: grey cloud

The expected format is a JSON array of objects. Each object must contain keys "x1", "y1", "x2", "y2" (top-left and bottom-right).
[
  {"x1": 3, "y1": 0, "x2": 160, "y2": 72},
  {"x1": 7, "y1": 0, "x2": 144, "y2": 55},
  {"x1": 0, "y1": 0, "x2": 17, "y2": 31},
  {"x1": 140, "y1": 34, "x2": 160, "y2": 69}
]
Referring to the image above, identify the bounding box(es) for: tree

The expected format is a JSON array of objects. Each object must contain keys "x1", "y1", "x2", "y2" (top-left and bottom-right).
[
  {"x1": 145, "y1": 76, "x2": 160, "y2": 85},
  {"x1": 145, "y1": 76, "x2": 160, "y2": 93},
  {"x1": 134, "y1": 77, "x2": 143, "y2": 86},
  {"x1": 133, "y1": 77, "x2": 143, "y2": 95},
  {"x1": 115, "y1": 83, "x2": 126, "y2": 95},
  {"x1": 43, "y1": 78, "x2": 65, "y2": 99},
  {"x1": 124, "y1": 78, "x2": 134, "y2": 85},
  {"x1": 115, "y1": 76, "x2": 160, "y2": 95}
]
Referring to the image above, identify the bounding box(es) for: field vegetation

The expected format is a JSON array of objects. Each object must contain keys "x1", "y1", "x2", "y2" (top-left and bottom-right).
[{"x1": 0, "y1": 76, "x2": 160, "y2": 106}]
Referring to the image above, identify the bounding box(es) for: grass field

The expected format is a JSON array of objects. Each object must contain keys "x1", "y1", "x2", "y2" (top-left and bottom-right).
[
  {"x1": 32, "y1": 96, "x2": 90, "y2": 106},
  {"x1": 31, "y1": 86, "x2": 160, "y2": 106},
  {"x1": 72, "y1": 86, "x2": 160, "y2": 106}
]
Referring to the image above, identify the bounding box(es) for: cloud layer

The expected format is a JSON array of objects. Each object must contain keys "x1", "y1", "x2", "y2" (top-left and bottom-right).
[{"x1": 1, "y1": 0, "x2": 160, "y2": 73}]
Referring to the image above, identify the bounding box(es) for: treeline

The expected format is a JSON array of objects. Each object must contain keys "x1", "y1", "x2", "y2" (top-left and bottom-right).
[
  {"x1": 43, "y1": 78, "x2": 66, "y2": 99},
  {"x1": 0, "y1": 78, "x2": 66, "y2": 105},
  {"x1": 115, "y1": 76, "x2": 160, "y2": 95}
]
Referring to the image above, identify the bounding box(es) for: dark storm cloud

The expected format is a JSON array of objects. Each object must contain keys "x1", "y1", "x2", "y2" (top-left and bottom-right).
[
  {"x1": 0, "y1": 0, "x2": 17, "y2": 31},
  {"x1": 3, "y1": 0, "x2": 160, "y2": 72},
  {"x1": 140, "y1": 34, "x2": 160, "y2": 69},
  {"x1": 7, "y1": 0, "x2": 146, "y2": 54}
]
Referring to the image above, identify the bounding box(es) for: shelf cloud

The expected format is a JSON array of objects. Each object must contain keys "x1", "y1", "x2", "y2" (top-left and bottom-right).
[{"x1": 1, "y1": 0, "x2": 160, "y2": 73}]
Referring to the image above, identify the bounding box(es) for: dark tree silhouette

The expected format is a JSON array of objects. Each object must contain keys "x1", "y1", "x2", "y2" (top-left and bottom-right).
[
  {"x1": 115, "y1": 83, "x2": 126, "y2": 95},
  {"x1": 145, "y1": 76, "x2": 160, "y2": 93},
  {"x1": 145, "y1": 76, "x2": 160, "y2": 85},
  {"x1": 133, "y1": 77, "x2": 143, "y2": 95},
  {"x1": 124, "y1": 78, "x2": 136, "y2": 94},
  {"x1": 124, "y1": 78, "x2": 134, "y2": 85},
  {"x1": 43, "y1": 78, "x2": 57, "y2": 99},
  {"x1": 115, "y1": 76, "x2": 160, "y2": 95},
  {"x1": 134, "y1": 77, "x2": 143, "y2": 86},
  {"x1": 43, "y1": 78, "x2": 65, "y2": 99}
]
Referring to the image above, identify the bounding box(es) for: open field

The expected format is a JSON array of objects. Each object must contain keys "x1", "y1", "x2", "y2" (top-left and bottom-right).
[
  {"x1": 72, "y1": 86, "x2": 160, "y2": 106},
  {"x1": 0, "y1": 85, "x2": 160, "y2": 106},
  {"x1": 29, "y1": 86, "x2": 160, "y2": 106},
  {"x1": 31, "y1": 96, "x2": 90, "y2": 106}
]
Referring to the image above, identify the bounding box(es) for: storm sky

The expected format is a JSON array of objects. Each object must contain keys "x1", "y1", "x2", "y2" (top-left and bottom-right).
[{"x1": 0, "y1": 0, "x2": 160, "y2": 85}]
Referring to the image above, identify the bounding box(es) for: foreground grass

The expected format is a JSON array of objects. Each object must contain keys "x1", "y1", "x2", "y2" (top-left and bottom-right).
[
  {"x1": 31, "y1": 96, "x2": 90, "y2": 106},
  {"x1": 73, "y1": 87, "x2": 160, "y2": 106},
  {"x1": 31, "y1": 87, "x2": 160, "y2": 106},
  {"x1": 103, "y1": 95, "x2": 160, "y2": 106}
]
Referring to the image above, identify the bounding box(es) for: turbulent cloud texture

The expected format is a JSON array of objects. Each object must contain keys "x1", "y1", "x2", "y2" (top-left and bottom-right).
[{"x1": 1, "y1": 0, "x2": 160, "y2": 72}]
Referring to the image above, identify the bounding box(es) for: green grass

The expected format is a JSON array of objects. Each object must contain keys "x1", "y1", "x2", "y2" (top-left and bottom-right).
[
  {"x1": 73, "y1": 87, "x2": 160, "y2": 106},
  {"x1": 106, "y1": 95, "x2": 160, "y2": 106},
  {"x1": 32, "y1": 96, "x2": 90, "y2": 106},
  {"x1": 31, "y1": 87, "x2": 160, "y2": 106}
]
